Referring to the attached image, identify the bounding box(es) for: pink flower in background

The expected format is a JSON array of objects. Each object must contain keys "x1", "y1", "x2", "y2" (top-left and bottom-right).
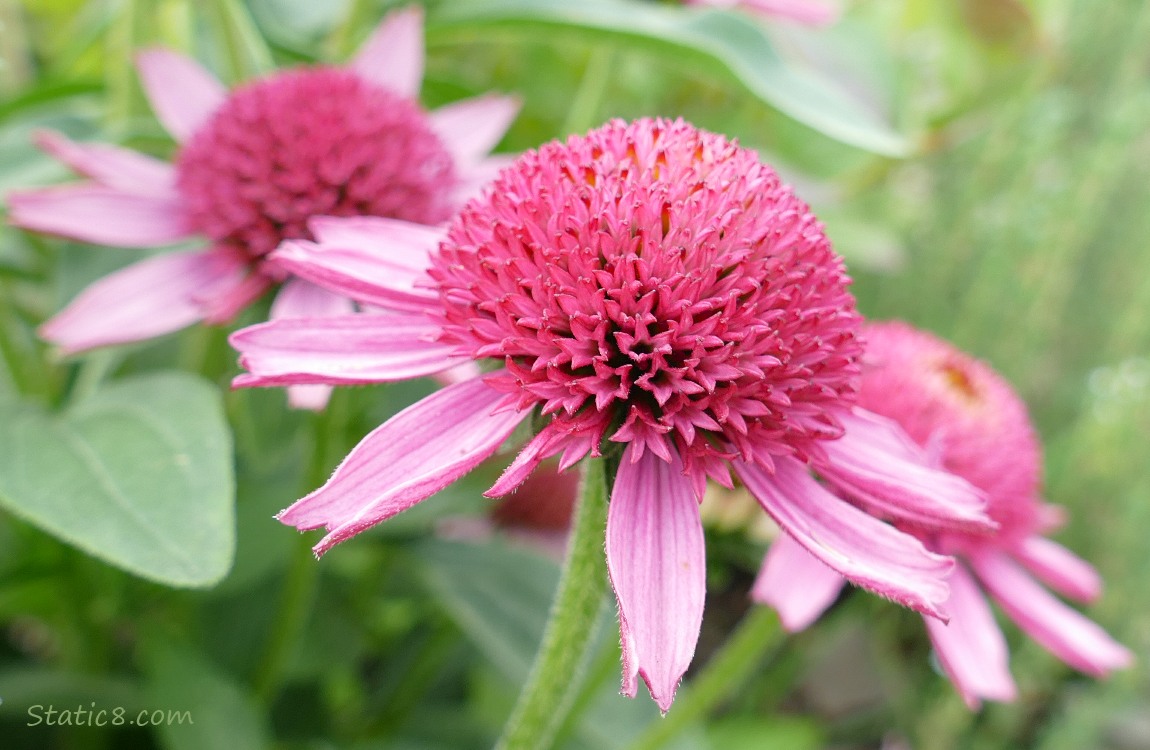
[
  {"x1": 684, "y1": 0, "x2": 841, "y2": 26},
  {"x1": 6, "y1": 7, "x2": 517, "y2": 408},
  {"x1": 229, "y1": 118, "x2": 992, "y2": 711},
  {"x1": 755, "y1": 321, "x2": 1133, "y2": 708}
]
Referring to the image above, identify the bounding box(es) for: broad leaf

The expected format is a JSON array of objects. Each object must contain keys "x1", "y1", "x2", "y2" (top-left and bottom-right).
[
  {"x1": 0, "y1": 372, "x2": 234, "y2": 587},
  {"x1": 430, "y1": 0, "x2": 909, "y2": 156}
]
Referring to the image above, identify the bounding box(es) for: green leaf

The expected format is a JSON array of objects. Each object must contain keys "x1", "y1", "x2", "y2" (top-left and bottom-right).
[
  {"x1": 415, "y1": 539, "x2": 559, "y2": 684},
  {"x1": 430, "y1": 0, "x2": 909, "y2": 156},
  {"x1": 0, "y1": 372, "x2": 235, "y2": 587},
  {"x1": 142, "y1": 639, "x2": 270, "y2": 750}
]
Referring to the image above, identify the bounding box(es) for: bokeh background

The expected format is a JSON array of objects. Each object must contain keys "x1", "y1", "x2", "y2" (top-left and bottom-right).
[{"x1": 0, "y1": 0, "x2": 1147, "y2": 748}]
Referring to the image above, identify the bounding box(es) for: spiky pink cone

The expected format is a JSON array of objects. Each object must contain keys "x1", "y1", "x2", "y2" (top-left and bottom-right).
[
  {"x1": 7, "y1": 6, "x2": 518, "y2": 410},
  {"x1": 231, "y1": 118, "x2": 992, "y2": 711},
  {"x1": 684, "y1": 0, "x2": 841, "y2": 26},
  {"x1": 754, "y1": 321, "x2": 1133, "y2": 708}
]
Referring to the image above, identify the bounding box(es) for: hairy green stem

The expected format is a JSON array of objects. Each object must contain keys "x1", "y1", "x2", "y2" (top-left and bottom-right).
[
  {"x1": 625, "y1": 607, "x2": 783, "y2": 750},
  {"x1": 494, "y1": 458, "x2": 611, "y2": 750}
]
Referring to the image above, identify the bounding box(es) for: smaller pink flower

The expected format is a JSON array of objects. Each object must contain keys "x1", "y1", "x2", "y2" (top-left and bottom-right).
[
  {"x1": 754, "y1": 321, "x2": 1133, "y2": 708},
  {"x1": 684, "y1": 0, "x2": 841, "y2": 26},
  {"x1": 7, "y1": 7, "x2": 517, "y2": 408}
]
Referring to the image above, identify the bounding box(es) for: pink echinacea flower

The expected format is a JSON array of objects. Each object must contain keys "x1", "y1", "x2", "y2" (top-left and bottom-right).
[
  {"x1": 684, "y1": 0, "x2": 841, "y2": 26},
  {"x1": 230, "y1": 118, "x2": 993, "y2": 710},
  {"x1": 754, "y1": 321, "x2": 1133, "y2": 708},
  {"x1": 6, "y1": 7, "x2": 517, "y2": 408}
]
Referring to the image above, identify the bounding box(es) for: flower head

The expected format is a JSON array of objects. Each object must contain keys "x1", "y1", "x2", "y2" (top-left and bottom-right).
[
  {"x1": 7, "y1": 6, "x2": 518, "y2": 409},
  {"x1": 755, "y1": 321, "x2": 1133, "y2": 708},
  {"x1": 230, "y1": 118, "x2": 990, "y2": 711}
]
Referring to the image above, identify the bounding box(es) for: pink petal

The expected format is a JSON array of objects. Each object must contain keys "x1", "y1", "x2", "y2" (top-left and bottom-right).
[
  {"x1": 271, "y1": 279, "x2": 356, "y2": 411},
  {"x1": 34, "y1": 130, "x2": 177, "y2": 198},
  {"x1": 737, "y1": 0, "x2": 841, "y2": 25},
  {"x1": 429, "y1": 94, "x2": 521, "y2": 169},
  {"x1": 230, "y1": 314, "x2": 465, "y2": 388},
  {"x1": 350, "y1": 6, "x2": 424, "y2": 97},
  {"x1": 923, "y1": 565, "x2": 1016, "y2": 709},
  {"x1": 270, "y1": 234, "x2": 439, "y2": 312},
  {"x1": 7, "y1": 185, "x2": 193, "y2": 247},
  {"x1": 40, "y1": 249, "x2": 241, "y2": 354},
  {"x1": 735, "y1": 456, "x2": 954, "y2": 621},
  {"x1": 1013, "y1": 536, "x2": 1102, "y2": 604},
  {"x1": 970, "y1": 551, "x2": 1133, "y2": 676},
  {"x1": 135, "y1": 49, "x2": 226, "y2": 142},
  {"x1": 815, "y1": 409, "x2": 994, "y2": 533},
  {"x1": 607, "y1": 445, "x2": 706, "y2": 713},
  {"x1": 306, "y1": 214, "x2": 443, "y2": 272},
  {"x1": 453, "y1": 154, "x2": 515, "y2": 206},
  {"x1": 278, "y1": 377, "x2": 527, "y2": 555},
  {"x1": 485, "y1": 422, "x2": 568, "y2": 498},
  {"x1": 751, "y1": 533, "x2": 844, "y2": 632}
]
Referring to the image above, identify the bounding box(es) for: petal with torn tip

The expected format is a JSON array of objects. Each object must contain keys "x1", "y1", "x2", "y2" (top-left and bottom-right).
[
  {"x1": 135, "y1": 49, "x2": 226, "y2": 142},
  {"x1": 736, "y1": 456, "x2": 954, "y2": 621},
  {"x1": 752, "y1": 532, "x2": 845, "y2": 632},
  {"x1": 924, "y1": 565, "x2": 1016, "y2": 709},
  {"x1": 607, "y1": 445, "x2": 705, "y2": 713},
  {"x1": 278, "y1": 377, "x2": 527, "y2": 555}
]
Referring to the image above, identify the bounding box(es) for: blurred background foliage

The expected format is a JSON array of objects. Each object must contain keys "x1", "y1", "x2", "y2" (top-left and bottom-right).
[{"x1": 0, "y1": 0, "x2": 1148, "y2": 748}]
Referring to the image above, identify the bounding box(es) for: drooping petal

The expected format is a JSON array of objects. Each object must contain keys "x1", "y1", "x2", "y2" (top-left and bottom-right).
[
  {"x1": 7, "y1": 185, "x2": 193, "y2": 247},
  {"x1": 970, "y1": 551, "x2": 1133, "y2": 676},
  {"x1": 752, "y1": 533, "x2": 845, "y2": 632},
  {"x1": 135, "y1": 49, "x2": 226, "y2": 142},
  {"x1": 1013, "y1": 536, "x2": 1102, "y2": 604},
  {"x1": 923, "y1": 565, "x2": 1016, "y2": 709},
  {"x1": 350, "y1": 5, "x2": 424, "y2": 98},
  {"x1": 270, "y1": 279, "x2": 356, "y2": 411},
  {"x1": 278, "y1": 377, "x2": 527, "y2": 555},
  {"x1": 429, "y1": 94, "x2": 521, "y2": 169},
  {"x1": 815, "y1": 409, "x2": 994, "y2": 533},
  {"x1": 270, "y1": 235, "x2": 439, "y2": 312},
  {"x1": 34, "y1": 130, "x2": 178, "y2": 198},
  {"x1": 736, "y1": 456, "x2": 954, "y2": 621},
  {"x1": 607, "y1": 445, "x2": 705, "y2": 713},
  {"x1": 485, "y1": 422, "x2": 567, "y2": 498},
  {"x1": 39, "y1": 249, "x2": 242, "y2": 354}
]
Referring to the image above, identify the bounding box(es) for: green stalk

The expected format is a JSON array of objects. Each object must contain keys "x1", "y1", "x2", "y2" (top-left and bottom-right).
[
  {"x1": 494, "y1": 458, "x2": 611, "y2": 750},
  {"x1": 625, "y1": 607, "x2": 783, "y2": 750},
  {"x1": 561, "y1": 48, "x2": 616, "y2": 137},
  {"x1": 250, "y1": 399, "x2": 344, "y2": 703}
]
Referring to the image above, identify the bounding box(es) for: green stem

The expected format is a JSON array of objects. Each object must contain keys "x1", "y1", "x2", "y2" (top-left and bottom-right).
[
  {"x1": 561, "y1": 48, "x2": 616, "y2": 137},
  {"x1": 250, "y1": 404, "x2": 341, "y2": 703},
  {"x1": 494, "y1": 458, "x2": 611, "y2": 750},
  {"x1": 624, "y1": 607, "x2": 783, "y2": 750}
]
